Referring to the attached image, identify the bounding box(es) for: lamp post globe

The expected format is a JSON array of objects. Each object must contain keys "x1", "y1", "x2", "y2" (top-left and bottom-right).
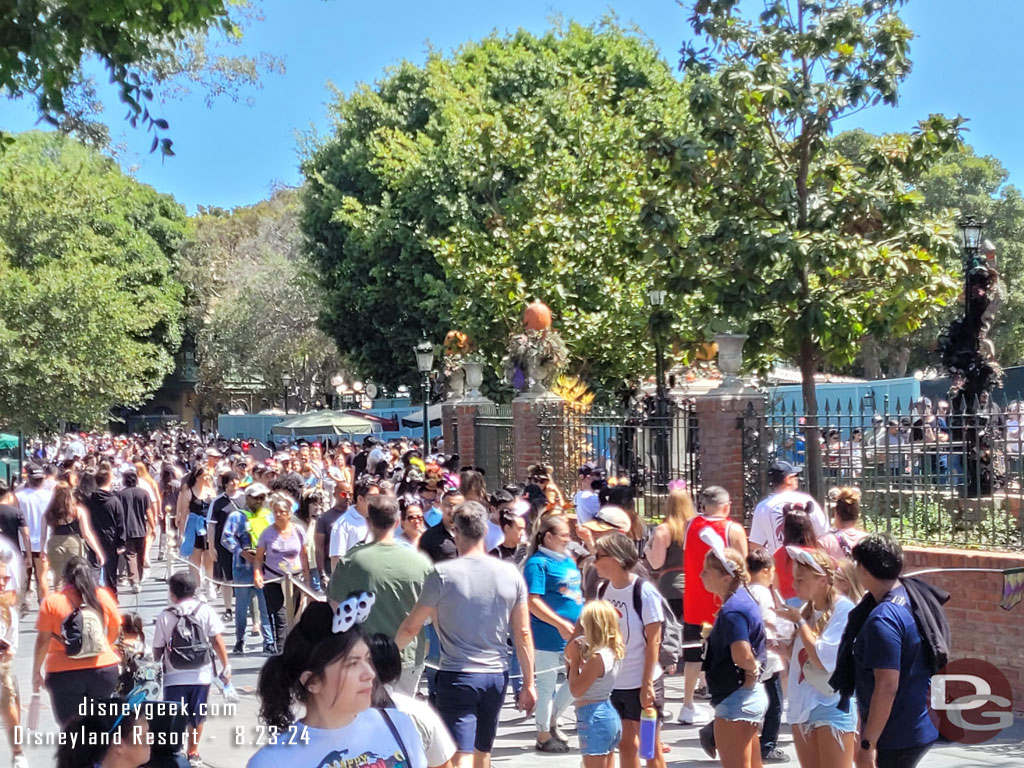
[{"x1": 414, "y1": 341, "x2": 435, "y2": 455}]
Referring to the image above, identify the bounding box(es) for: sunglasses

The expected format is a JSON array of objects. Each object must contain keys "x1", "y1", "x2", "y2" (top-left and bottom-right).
[{"x1": 405, "y1": 515, "x2": 424, "y2": 522}]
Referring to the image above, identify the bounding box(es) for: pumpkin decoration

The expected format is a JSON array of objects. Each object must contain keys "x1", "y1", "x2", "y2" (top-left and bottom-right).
[
  {"x1": 694, "y1": 341, "x2": 719, "y2": 361},
  {"x1": 443, "y1": 330, "x2": 471, "y2": 356},
  {"x1": 523, "y1": 300, "x2": 552, "y2": 331}
]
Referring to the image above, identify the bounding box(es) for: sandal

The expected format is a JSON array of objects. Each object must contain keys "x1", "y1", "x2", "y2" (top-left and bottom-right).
[{"x1": 535, "y1": 738, "x2": 570, "y2": 753}]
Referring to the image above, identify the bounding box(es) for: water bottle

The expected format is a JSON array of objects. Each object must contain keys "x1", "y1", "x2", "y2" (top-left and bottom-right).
[
  {"x1": 27, "y1": 692, "x2": 41, "y2": 730},
  {"x1": 639, "y1": 707, "x2": 658, "y2": 760}
]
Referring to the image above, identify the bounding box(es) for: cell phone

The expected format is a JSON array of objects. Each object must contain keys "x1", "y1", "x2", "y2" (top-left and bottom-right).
[{"x1": 772, "y1": 588, "x2": 787, "y2": 607}]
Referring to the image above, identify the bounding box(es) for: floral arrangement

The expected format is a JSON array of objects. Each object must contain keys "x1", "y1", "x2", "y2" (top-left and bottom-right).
[{"x1": 503, "y1": 328, "x2": 569, "y2": 391}]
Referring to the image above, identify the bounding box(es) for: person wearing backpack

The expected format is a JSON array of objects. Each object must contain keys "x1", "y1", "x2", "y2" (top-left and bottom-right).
[
  {"x1": 153, "y1": 571, "x2": 231, "y2": 768},
  {"x1": 592, "y1": 532, "x2": 666, "y2": 768},
  {"x1": 31, "y1": 555, "x2": 121, "y2": 727}
]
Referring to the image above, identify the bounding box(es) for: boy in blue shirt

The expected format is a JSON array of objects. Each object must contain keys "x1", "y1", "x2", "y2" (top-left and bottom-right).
[{"x1": 851, "y1": 534, "x2": 937, "y2": 768}]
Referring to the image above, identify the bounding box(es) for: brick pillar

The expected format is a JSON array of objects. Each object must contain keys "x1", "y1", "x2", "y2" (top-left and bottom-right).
[
  {"x1": 442, "y1": 401, "x2": 458, "y2": 455},
  {"x1": 694, "y1": 392, "x2": 765, "y2": 524},
  {"x1": 512, "y1": 393, "x2": 564, "y2": 484}
]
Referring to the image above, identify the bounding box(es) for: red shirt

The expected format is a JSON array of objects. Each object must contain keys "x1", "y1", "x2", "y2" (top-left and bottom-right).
[{"x1": 683, "y1": 515, "x2": 736, "y2": 625}]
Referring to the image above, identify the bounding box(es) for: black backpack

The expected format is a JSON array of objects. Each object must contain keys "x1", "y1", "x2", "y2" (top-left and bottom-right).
[{"x1": 163, "y1": 604, "x2": 212, "y2": 670}]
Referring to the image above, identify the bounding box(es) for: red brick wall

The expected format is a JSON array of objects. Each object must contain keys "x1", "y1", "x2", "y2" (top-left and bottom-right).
[
  {"x1": 695, "y1": 394, "x2": 762, "y2": 522},
  {"x1": 455, "y1": 404, "x2": 480, "y2": 468},
  {"x1": 904, "y1": 546, "x2": 1024, "y2": 712},
  {"x1": 513, "y1": 398, "x2": 564, "y2": 483}
]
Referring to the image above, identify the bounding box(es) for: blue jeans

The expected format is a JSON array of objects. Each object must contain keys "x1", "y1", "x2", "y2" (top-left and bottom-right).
[
  {"x1": 233, "y1": 582, "x2": 272, "y2": 647},
  {"x1": 761, "y1": 673, "x2": 783, "y2": 754},
  {"x1": 425, "y1": 623, "x2": 440, "y2": 706}
]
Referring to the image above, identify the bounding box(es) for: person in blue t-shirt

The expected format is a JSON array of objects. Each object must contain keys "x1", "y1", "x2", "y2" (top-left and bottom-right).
[
  {"x1": 522, "y1": 515, "x2": 583, "y2": 753},
  {"x1": 851, "y1": 534, "x2": 937, "y2": 768}
]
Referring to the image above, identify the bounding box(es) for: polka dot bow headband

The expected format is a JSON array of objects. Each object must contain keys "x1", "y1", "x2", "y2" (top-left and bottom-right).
[{"x1": 333, "y1": 591, "x2": 376, "y2": 634}]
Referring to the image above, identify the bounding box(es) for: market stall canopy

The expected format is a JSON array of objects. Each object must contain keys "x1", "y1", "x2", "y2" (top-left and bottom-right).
[
  {"x1": 270, "y1": 411, "x2": 379, "y2": 437},
  {"x1": 0, "y1": 434, "x2": 17, "y2": 451},
  {"x1": 401, "y1": 404, "x2": 443, "y2": 428}
]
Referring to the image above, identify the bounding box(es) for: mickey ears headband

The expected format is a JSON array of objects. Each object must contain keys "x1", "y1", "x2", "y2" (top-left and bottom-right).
[
  {"x1": 699, "y1": 527, "x2": 737, "y2": 576},
  {"x1": 332, "y1": 591, "x2": 375, "y2": 634}
]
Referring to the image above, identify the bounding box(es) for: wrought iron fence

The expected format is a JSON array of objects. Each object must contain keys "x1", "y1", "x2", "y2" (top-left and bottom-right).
[
  {"x1": 742, "y1": 394, "x2": 1024, "y2": 550},
  {"x1": 537, "y1": 399, "x2": 701, "y2": 521},
  {"x1": 474, "y1": 404, "x2": 515, "y2": 490}
]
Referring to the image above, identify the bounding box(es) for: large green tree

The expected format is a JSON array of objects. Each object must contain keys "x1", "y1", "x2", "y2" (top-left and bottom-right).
[
  {"x1": 0, "y1": 132, "x2": 188, "y2": 431},
  {"x1": 649, "y1": 0, "x2": 964, "y2": 496},
  {"x1": 302, "y1": 21, "x2": 694, "y2": 394},
  {"x1": 0, "y1": 0, "x2": 271, "y2": 154},
  {"x1": 179, "y1": 188, "x2": 342, "y2": 419},
  {"x1": 834, "y1": 133, "x2": 1024, "y2": 377}
]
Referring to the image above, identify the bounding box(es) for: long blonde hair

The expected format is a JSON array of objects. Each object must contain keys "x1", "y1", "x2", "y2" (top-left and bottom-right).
[
  {"x1": 796, "y1": 549, "x2": 839, "y2": 636},
  {"x1": 665, "y1": 488, "x2": 696, "y2": 546},
  {"x1": 835, "y1": 557, "x2": 865, "y2": 602},
  {"x1": 580, "y1": 600, "x2": 625, "y2": 661}
]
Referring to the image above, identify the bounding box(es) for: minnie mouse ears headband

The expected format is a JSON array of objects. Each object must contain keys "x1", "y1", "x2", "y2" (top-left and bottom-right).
[
  {"x1": 333, "y1": 591, "x2": 375, "y2": 634},
  {"x1": 699, "y1": 527, "x2": 736, "y2": 576}
]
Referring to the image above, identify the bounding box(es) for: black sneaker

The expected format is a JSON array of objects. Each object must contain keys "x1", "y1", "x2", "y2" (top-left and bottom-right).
[
  {"x1": 698, "y1": 722, "x2": 716, "y2": 759},
  {"x1": 232, "y1": 642, "x2": 245, "y2": 655},
  {"x1": 263, "y1": 643, "x2": 278, "y2": 656},
  {"x1": 762, "y1": 747, "x2": 790, "y2": 763}
]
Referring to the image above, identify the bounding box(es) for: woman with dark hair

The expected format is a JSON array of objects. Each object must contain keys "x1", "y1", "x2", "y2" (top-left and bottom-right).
[
  {"x1": 497, "y1": 509, "x2": 527, "y2": 563},
  {"x1": 158, "y1": 462, "x2": 181, "y2": 562},
  {"x1": 45, "y1": 483, "x2": 105, "y2": 588},
  {"x1": 56, "y1": 711, "x2": 151, "y2": 768},
  {"x1": 773, "y1": 505, "x2": 818, "y2": 604},
  {"x1": 397, "y1": 497, "x2": 427, "y2": 550},
  {"x1": 176, "y1": 464, "x2": 215, "y2": 599},
  {"x1": 31, "y1": 555, "x2": 122, "y2": 726},
  {"x1": 248, "y1": 600, "x2": 427, "y2": 768},
  {"x1": 523, "y1": 515, "x2": 583, "y2": 752}
]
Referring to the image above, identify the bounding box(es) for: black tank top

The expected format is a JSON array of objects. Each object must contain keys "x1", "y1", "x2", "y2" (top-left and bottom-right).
[{"x1": 53, "y1": 519, "x2": 81, "y2": 536}]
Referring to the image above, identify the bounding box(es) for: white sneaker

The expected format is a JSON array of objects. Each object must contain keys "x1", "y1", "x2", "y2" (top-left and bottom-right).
[
  {"x1": 13, "y1": 754, "x2": 29, "y2": 768},
  {"x1": 131, "y1": 583, "x2": 141, "y2": 594},
  {"x1": 677, "y1": 705, "x2": 696, "y2": 725}
]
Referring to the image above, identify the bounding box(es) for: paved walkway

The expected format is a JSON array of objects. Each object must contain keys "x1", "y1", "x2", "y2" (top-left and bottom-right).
[{"x1": 7, "y1": 568, "x2": 1024, "y2": 767}]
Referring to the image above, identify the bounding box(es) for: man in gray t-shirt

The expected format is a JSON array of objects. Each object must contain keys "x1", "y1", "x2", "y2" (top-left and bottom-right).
[{"x1": 398, "y1": 501, "x2": 536, "y2": 763}]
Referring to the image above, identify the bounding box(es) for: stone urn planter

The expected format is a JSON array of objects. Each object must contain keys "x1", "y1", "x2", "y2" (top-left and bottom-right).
[
  {"x1": 447, "y1": 366, "x2": 466, "y2": 401},
  {"x1": 463, "y1": 360, "x2": 485, "y2": 401},
  {"x1": 714, "y1": 333, "x2": 749, "y2": 392}
]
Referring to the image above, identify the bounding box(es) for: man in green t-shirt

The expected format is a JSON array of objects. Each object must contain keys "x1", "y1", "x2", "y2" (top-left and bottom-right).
[{"x1": 327, "y1": 494, "x2": 434, "y2": 694}]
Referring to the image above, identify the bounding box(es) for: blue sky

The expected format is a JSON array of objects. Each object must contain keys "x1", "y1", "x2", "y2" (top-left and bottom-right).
[{"x1": 2, "y1": 0, "x2": 1022, "y2": 212}]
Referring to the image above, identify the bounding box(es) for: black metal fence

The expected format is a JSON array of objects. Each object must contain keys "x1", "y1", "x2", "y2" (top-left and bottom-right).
[
  {"x1": 741, "y1": 394, "x2": 1024, "y2": 550},
  {"x1": 469, "y1": 399, "x2": 701, "y2": 519}
]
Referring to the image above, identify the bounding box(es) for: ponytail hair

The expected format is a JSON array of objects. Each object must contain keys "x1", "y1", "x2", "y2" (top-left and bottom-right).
[
  {"x1": 63, "y1": 555, "x2": 102, "y2": 614},
  {"x1": 257, "y1": 601, "x2": 368, "y2": 730}
]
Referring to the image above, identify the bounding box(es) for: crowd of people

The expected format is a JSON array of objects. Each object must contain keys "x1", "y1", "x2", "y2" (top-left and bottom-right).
[{"x1": 0, "y1": 430, "x2": 946, "y2": 768}]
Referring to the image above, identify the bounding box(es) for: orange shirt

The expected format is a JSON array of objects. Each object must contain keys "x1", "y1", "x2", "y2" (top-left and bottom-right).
[{"x1": 36, "y1": 586, "x2": 121, "y2": 673}]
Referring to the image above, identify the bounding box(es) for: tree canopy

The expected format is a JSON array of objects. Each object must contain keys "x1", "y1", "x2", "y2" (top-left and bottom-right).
[
  {"x1": 0, "y1": 132, "x2": 187, "y2": 431},
  {"x1": 647, "y1": 0, "x2": 965, "y2": 495},
  {"x1": 302, "y1": 21, "x2": 693, "y2": 395},
  {"x1": 179, "y1": 188, "x2": 342, "y2": 419}
]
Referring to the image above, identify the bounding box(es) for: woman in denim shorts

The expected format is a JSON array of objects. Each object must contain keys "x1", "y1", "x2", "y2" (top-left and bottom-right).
[
  {"x1": 565, "y1": 600, "x2": 623, "y2": 767},
  {"x1": 699, "y1": 541, "x2": 768, "y2": 768},
  {"x1": 776, "y1": 547, "x2": 857, "y2": 767}
]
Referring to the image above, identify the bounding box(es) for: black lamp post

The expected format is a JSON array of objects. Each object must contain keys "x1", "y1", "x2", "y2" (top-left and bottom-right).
[
  {"x1": 281, "y1": 373, "x2": 292, "y2": 413},
  {"x1": 648, "y1": 287, "x2": 669, "y2": 492},
  {"x1": 415, "y1": 341, "x2": 435, "y2": 455}
]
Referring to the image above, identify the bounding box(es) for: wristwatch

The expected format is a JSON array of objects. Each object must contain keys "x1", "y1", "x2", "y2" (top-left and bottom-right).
[{"x1": 860, "y1": 737, "x2": 873, "y2": 751}]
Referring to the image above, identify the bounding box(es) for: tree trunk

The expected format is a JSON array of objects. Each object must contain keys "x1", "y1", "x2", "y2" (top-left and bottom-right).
[
  {"x1": 890, "y1": 345, "x2": 911, "y2": 379},
  {"x1": 861, "y1": 336, "x2": 882, "y2": 380},
  {"x1": 799, "y1": 337, "x2": 823, "y2": 503}
]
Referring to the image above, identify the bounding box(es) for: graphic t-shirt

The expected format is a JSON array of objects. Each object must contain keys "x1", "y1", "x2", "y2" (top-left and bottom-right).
[
  {"x1": 853, "y1": 586, "x2": 939, "y2": 750},
  {"x1": 246, "y1": 708, "x2": 427, "y2": 768},
  {"x1": 788, "y1": 596, "x2": 853, "y2": 723},
  {"x1": 523, "y1": 548, "x2": 583, "y2": 653},
  {"x1": 601, "y1": 576, "x2": 664, "y2": 689},
  {"x1": 749, "y1": 490, "x2": 828, "y2": 555},
  {"x1": 258, "y1": 525, "x2": 306, "y2": 576}
]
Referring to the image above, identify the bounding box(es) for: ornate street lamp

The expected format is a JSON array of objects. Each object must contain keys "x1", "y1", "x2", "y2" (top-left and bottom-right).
[
  {"x1": 281, "y1": 373, "x2": 293, "y2": 413},
  {"x1": 415, "y1": 341, "x2": 435, "y2": 454},
  {"x1": 648, "y1": 287, "x2": 669, "y2": 491}
]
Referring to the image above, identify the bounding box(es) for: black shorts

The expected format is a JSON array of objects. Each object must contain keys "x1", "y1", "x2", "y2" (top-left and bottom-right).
[
  {"x1": 611, "y1": 677, "x2": 665, "y2": 722},
  {"x1": 214, "y1": 547, "x2": 233, "y2": 581},
  {"x1": 192, "y1": 533, "x2": 209, "y2": 551},
  {"x1": 683, "y1": 622, "x2": 705, "y2": 663}
]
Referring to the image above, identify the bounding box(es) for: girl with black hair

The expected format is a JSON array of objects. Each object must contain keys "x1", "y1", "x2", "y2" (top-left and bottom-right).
[
  {"x1": 31, "y1": 555, "x2": 122, "y2": 726},
  {"x1": 176, "y1": 464, "x2": 215, "y2": 600},
  {"x1": 773, "y1": 506, "x2": 818, "y2": 603},
  {"x1": 248, "y1": 599, "x2": 427, "y2": 768},
  {"x1": 56, "y1": 710, "x2": 151, "y2": 768}
]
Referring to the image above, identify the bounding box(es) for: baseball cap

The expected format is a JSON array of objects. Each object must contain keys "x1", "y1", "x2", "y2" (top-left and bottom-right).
[
  {"x1": 582, "y1": 506, "x2": 632, "y2": 533},
  {"x1": 768, "y1": 459, "x2": 801, "y2": 483},
  {"x1": 26, "y1": 464, "x2": 45, "y2": 480},
  {"x1": 244, "y1": 483, "x2": 270, "y2": 498}
]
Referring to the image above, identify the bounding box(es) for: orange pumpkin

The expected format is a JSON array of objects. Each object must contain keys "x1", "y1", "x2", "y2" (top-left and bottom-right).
[
  {"x1": 523, "y1": 301, "x2": 553, "y2": 331},
  {"x1": 694, "y1": 341, "x2": 719, "y2": 361}
]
